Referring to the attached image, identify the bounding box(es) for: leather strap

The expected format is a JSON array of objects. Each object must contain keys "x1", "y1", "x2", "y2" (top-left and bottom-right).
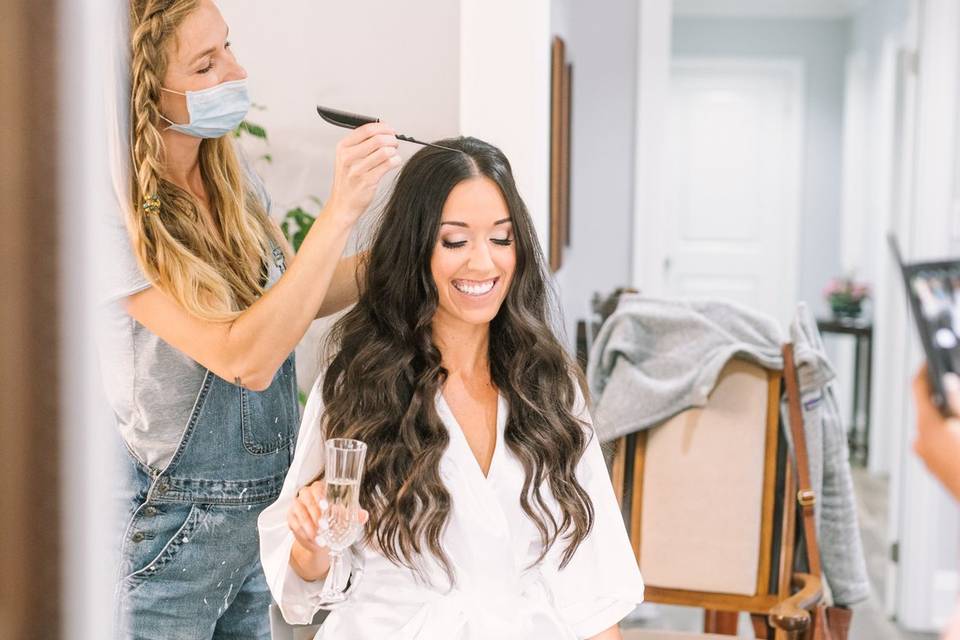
[{"x1": 782, "y1": 343, "x2": 823, "y2": 578}]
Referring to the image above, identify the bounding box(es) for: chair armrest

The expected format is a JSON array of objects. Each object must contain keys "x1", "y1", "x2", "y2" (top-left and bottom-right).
[{"x1": 768, "y1": 572, "x2": 823, "y2": 632}]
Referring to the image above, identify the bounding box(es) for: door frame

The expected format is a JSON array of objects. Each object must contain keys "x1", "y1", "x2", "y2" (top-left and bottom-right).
[{"x1": 634, "y1": 54, "x2": 804, "y2": 326}]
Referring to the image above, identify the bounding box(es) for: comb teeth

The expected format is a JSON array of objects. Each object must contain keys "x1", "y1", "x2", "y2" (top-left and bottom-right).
[{"x1": 397, "y1": 135, "x2": 460, "y2": 153}]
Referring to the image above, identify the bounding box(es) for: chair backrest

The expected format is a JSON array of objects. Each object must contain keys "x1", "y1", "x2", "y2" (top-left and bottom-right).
[{"x1": 612, "y1": 358, "x2": 797, "y2": 616}]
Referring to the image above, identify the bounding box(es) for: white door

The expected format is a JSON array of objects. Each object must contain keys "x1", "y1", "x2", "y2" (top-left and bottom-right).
[{"x1": 658, "y1": 58, "x2": 804, "y2": 325}]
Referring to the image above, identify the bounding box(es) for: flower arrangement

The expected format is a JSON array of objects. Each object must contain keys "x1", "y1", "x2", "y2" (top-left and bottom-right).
[{"x1": 824, "y1": 277, "x2": 870, "y2": 319}]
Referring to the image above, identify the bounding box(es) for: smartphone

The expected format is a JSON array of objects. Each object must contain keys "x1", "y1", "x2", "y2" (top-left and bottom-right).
[{"x1": 889, "y1": 234, "x2": 960, "y2": 415}]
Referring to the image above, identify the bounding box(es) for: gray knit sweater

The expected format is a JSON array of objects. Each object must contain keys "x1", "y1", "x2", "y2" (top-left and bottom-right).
[{"x1": 586, "y1": 295, "x2": 870, "y2": 606}]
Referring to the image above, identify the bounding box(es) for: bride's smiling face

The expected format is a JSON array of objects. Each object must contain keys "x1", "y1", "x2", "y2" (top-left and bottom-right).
[{"x1": 430, "y1": 176, "x2": 516, "y2": 330}]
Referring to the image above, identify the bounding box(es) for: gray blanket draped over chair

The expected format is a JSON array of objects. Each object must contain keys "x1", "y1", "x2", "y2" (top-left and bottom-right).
[{"x1": 586, "y1": 295, "x2": 870, "y2": 607}]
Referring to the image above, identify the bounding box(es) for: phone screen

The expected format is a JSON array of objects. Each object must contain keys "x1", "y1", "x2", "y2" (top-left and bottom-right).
[{"x1": 890, "y1": 235, "x2": 960, "y2": 415}]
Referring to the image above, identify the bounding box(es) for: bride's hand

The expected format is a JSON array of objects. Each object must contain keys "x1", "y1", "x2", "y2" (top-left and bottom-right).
[{"x1": 288, "y1": 480, "x2": 369, "y2": 552}]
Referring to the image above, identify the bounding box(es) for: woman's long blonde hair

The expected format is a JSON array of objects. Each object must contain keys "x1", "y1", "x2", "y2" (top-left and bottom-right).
[{"x1": 128, "y1": 0, "x2": 283, "y2": 321}]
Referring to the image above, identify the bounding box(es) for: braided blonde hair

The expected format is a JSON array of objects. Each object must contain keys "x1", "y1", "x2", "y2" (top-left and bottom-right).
[{"x1": 128, "y1": 0, "x2": 284, "y2": 321}]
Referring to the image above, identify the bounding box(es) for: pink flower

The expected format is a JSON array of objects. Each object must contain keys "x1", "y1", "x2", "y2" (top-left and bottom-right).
[{"x1": 824, "y1": 277, "x2": 871, "y2": 302}]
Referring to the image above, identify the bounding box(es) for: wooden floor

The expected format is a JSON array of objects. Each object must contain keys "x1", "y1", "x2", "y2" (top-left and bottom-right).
[{"x1": 618, "y1": 468, "x2": 938, "y2": 639}]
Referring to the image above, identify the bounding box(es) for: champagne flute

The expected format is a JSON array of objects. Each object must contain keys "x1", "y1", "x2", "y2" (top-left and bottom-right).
[{"x1": 317, "y1": 438, "x2": 367, "y2": 603}]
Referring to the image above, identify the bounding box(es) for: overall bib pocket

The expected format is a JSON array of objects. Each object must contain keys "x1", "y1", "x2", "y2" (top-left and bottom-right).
[{"x1": 239, "y1": 357, "x2": 298, "y2": 455}]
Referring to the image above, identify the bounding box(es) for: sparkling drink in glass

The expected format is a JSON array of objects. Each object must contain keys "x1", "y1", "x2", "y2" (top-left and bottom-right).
[{"x1": 317, "y1": 438, "x2": 367, "y2": 602}]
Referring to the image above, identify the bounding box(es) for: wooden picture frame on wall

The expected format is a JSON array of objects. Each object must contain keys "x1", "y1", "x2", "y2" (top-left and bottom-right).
[
  {"x1": 550, "y1": 36, "x2": 573, "y2": 272},
  {"x1": 562, "y1": 62, "x2": 572, "y2": 249}
]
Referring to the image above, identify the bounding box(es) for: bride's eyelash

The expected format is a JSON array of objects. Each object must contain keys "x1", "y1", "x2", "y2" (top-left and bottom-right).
[{"x1": 442, "y1": 237, "x2": 513, "y2": 249}]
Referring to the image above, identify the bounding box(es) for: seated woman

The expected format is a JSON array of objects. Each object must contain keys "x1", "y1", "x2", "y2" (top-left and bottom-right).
[{"x1": 258, "y1": 137, "x2": 644, "y2": 639}]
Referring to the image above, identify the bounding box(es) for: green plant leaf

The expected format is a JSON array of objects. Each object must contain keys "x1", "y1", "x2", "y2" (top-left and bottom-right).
[
  {"x1": 237, "y1": 120, "x2": 268, "y2": 140},
  {"x1": 281, "y1": 206, "x2": 318, "y2": 252}
]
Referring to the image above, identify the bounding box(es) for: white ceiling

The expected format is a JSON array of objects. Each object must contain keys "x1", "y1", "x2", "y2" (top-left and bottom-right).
[{"x1": 673, "y1": 0, "x2": 870, "y2": 19}]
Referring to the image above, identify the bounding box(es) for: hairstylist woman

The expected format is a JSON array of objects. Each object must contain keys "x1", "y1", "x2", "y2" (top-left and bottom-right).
[{"x1": 105, "y1": 1, "x2": 399, "y2": 637}]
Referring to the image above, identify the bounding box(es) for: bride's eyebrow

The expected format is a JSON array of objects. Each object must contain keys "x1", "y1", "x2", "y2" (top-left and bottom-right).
[{"x1": 440, "y1": 218, "x2": 512, "y2": 228}]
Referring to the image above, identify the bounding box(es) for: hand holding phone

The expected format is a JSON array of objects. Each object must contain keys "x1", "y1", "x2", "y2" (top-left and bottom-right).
[
  {"x1": 912, "y1": 367, "x2": 960, "y2": 500},
  {"x1": 890, "y1": 234, "x2": 960, "y2": 415}
]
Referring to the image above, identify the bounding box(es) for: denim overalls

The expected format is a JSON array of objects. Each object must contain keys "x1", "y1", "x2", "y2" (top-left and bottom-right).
[{"x1": 115, "y1": 255, "x2": 299, "y2": 639}]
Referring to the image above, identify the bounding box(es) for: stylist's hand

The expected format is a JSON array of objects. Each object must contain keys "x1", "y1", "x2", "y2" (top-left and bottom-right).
[
  {"x1": 326, "y1": 122, "x2": 401, "y2": 223},
  {"x1": 912, "y1": 366, "x2": 960, "y2": 501}
]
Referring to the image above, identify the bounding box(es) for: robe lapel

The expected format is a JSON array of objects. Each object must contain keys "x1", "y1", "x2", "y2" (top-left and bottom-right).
[{"x1": 435, "y1": 393, "x2": 510, "y2": 538}]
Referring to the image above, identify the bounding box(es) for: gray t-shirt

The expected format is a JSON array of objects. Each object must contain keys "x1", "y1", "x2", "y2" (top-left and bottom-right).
[{"x1": 98, "y1": 174, "x2": 284, "y2": 472}]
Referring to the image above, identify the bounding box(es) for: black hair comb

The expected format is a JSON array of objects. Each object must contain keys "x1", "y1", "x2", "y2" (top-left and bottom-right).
[{"x1": 316, "y1": 105, "x2": 458, "y2": 152}]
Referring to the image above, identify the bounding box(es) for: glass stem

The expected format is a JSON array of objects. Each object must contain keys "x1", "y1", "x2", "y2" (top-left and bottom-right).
[{"x1": 322, "y1": 550, "x2": 347, "y2": 596}]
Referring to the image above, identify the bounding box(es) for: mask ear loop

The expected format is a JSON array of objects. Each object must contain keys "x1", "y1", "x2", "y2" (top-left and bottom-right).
[
  {"x1": 157, "y1": 113, "x2": 177, "y2": 130},
  {"x1": 158, "y1": 86, "x2": 187, "y2": 130}
]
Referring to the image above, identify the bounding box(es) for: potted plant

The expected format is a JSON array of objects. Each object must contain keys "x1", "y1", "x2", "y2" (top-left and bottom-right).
[{"x1": 824, "y1": 277, "x2": 870, "y2": 320}]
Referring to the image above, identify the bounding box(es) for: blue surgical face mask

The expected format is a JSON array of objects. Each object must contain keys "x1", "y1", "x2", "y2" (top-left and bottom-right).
[{"x1": 160, "y1": 78, "x2": 251, "y2": 138}]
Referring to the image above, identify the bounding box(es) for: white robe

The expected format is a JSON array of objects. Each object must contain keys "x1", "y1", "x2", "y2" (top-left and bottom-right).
[{"x1": 258, "y1": 376, "x2": 644, "y2": 639}]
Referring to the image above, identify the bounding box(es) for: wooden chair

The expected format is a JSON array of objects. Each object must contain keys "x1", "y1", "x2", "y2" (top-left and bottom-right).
[
  {"x1": 269, "y1": 603, "x2": 326, "y2": 640},
  {"x1": 611, "y1": 355, "x2": 822, "y2": 639}
]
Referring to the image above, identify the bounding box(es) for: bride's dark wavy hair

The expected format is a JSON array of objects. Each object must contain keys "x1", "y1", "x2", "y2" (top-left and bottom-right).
[{"x1": 321, "y1": 136, "x2": 594, "y2": 582}]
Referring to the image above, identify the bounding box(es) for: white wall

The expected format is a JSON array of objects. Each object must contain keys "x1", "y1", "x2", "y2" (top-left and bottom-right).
[
  {"x1": 632, "y1": 0, "x2": 674, "y2": 307},
  {"x1": 460, "y1": 0, "x2": 552, "y2": 246},
  {"x1": 671, "y1": 17, "x2": 849, "y2": 318},
  {"x1": 843, "y1": 0, "x2": 910, "y2": 470},
  {"x1": 842, "y1": 0, "x2": 911, "y2": 291},
  {"x1": 218, "y1": 0, "x2": 460, "y2": 217},
  {"x1": 218, "y1": 0, "x2": 461, "y2": 389},
  {"x1": 554, "y1": 0, "x2": 640, "y2": 346}
]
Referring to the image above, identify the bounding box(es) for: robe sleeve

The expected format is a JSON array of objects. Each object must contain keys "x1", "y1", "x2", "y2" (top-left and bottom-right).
[
  {"x1": 542, "y1": 382, "x2": 645, "y2": 638},
  {"x1": 257, "y1": 375, "x2": 364, "y2": 625}
]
